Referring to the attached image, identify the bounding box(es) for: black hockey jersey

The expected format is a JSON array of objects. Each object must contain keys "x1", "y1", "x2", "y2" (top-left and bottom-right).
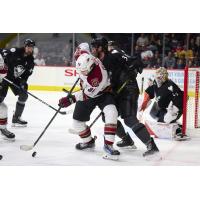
[
  {"x1": 0, "y1": 47, "x2": 35, "y2": 83},
  {"x1": 145, "y1": 79, "x2": 183, "y2": 111},
  {"x1": 102, "y1": 49, "x2": 143, "y2": 95}
]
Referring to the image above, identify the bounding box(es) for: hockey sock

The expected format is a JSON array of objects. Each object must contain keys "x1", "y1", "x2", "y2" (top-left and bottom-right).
[
  {"x1": 104, "y1": 124, "x2": 117, "y2": 145},
  {"x1": 132, "y1": 123, "x2": 151, "y2": 145},
  {"x1": 14, "y1": 101, "x2": 25, "y2": 117}
]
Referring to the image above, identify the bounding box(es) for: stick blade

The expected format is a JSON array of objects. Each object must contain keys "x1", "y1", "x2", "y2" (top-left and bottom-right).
[{"x1": 20, "y1": 145, "x2": 34, "y2": 151}]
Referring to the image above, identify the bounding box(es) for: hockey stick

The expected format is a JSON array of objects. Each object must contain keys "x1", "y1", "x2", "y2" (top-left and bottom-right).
[
  {"x1": 69, "y1": 79, "x2": 130, "y2": 134},
  {"x1": 3, "y1": 77, "x2": 66, "y2": 115},
  {"x1": 140, "y1": 77, "x2": 144, "y2": 94},
  {"x1": 20, "y1": 78, "x2": 80, "y2": 151}
]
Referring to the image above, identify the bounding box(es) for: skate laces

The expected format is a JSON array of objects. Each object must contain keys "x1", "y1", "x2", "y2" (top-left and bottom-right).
[{"x1": 105, "y1": 144, "x2": 115, "y2": 152}]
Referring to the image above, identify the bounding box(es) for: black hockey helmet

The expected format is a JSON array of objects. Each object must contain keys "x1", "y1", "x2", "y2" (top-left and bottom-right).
[
  {"x1": 24, "y1": 39, "x2": 35, "y2": 47},
  {"x1": 91, "y1": 37, "x2": 108, "y2": 51},
  {"x1": 108, "y1": 40, "x2": 117, "y2": 47}
]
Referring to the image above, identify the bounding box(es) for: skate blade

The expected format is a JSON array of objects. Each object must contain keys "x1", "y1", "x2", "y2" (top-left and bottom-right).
[
  {"x1": 1, "y1": 136, "x2": 15, "y2": 142},
  {"x1": 174, "y1": 137, "x2": 191, "y2": 141},
  {"x1": 118, "y1": 145, "x2": 137, "y2": 150},
  {"x1": 78, "y1": 147, "x2": 95, "y2": 152},
  {"x1": 12, "y1": 123, "x2": 27, "y2": 128},
  {"x1": 102, "y1": 153, "x2": 119, "y2": 161},
  {"x1": 144, "y1": 152, "x2": 162, "y2": 161}
]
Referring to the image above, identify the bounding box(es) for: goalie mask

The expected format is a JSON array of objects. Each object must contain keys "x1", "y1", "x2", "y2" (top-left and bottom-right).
[
  {"x1": 76, "y1": 53, "x2": 96, "y2": 76},
  {"x1": 155, "y1": 67, "x2": 168, "y2": 87}
]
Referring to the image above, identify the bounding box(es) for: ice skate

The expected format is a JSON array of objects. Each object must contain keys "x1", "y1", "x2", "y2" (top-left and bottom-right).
[
  {"x1": 12, "y1": 115, "x2": 27, "y2": 127},
  {"x1": 174, "y1": 127, "x2": 190, "y2": 141},
  {"x1": 0, "y1": 128, "x2": 15, "y2": 141},
  {"x1": 75, "y1": 136, "x2": 96, "y2": 150},
  {"x1": 174, "y1": 133, "x2": 190, "y2": 141},
  {"x1": 116, "y1": 134, "x2": 137, "y2": 149},
  {"x1": 143, "y1": 138, "x2": 161, "y2": 161},
  {"x1": 103, "y1": 144, "x2": 120, "y2": 161}
]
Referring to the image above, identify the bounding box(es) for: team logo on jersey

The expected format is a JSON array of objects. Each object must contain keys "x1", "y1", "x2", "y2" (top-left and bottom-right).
[
  {"x1": 14, "y1": 65, "x2": 25, "y2": 78},
  {"x1": 90, "y1": 78, "x2": 99, "y2": 87}
]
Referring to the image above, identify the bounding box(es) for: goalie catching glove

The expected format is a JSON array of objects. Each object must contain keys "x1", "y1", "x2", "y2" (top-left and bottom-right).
[{"x1": 58, "y1": 95, "x2": 76, "y2": 108}]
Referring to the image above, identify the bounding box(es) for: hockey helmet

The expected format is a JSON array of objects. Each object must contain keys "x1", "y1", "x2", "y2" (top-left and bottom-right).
[
  {"x1": 24, "y1": 39, "x2": 35, "y2": 47},
  {"x1": 74, "y1": 42, "x2": 90, "y2": 60},
  {"x1": 76, "y1": 53, "x2": 96, "y2": 75},
  {"x1": 108, "y1": 40, "x2": 117, "y2": 47},
  {"x1": 91, "y1": 37, "x2": 108, "y2": 51},
  {"x1": 155, "y1": 67, "x2": 168, "y2": 87}
]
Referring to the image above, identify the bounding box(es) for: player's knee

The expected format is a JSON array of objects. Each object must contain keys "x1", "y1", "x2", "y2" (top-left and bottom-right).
[
  {"x1": 72, "y1": 119, "x2": 87, "y2": 132},
  {"x1": 103, "y1": 104, "x2": 118, "y2": 124},
  {"x1": 18, "y1": 93, "x2": 28, "y2": 102},
  {"x1": 0, "y1": 102, "x2": 8, "y2": 118}
]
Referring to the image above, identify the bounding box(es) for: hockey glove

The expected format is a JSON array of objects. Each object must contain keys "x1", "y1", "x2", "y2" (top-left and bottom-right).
[{"x1": 58, "y1": 95, "x2": 76, "y2": 108}]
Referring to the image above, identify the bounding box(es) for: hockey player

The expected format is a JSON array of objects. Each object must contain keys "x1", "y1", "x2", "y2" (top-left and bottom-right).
[
  {"x1": 91, "y1": 37, "x2": 160, "y2": 158},
  {"x1": 0, "y1": 54, "x2": 15, "y2": 140},
  {"x1": 139, "y1": 67, "x2": 190, "y2": 140},
  {"x1": 59, "y1": 53, "x2": 120, "y2": 160},
  {"x1": 0, "y1": 39, "x2": 35, "y2": 127}
]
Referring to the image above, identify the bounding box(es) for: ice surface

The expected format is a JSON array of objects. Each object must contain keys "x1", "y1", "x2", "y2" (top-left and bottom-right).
[{"x1": 0, "y1": 90, "x2": 200, "y2": 166}]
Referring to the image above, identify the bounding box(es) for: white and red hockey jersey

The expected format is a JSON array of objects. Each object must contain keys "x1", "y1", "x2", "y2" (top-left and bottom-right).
[{"x1": 74, "y1": 54, "x2": 111, "y2": 101}]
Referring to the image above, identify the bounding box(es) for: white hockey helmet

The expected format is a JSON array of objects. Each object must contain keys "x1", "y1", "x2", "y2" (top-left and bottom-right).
[
  {"x1": 78, "y1": 43, "x2": 90, "y2": 53},
  {"x1": 155, "y1": 67, "x2": 168, "y2": 87},
  {"x1": 76, "y1": 53, "x2": 96, "y2": 75},
  {"x1": 74, "y1": 43, "x2": 90, "y2": 60}
]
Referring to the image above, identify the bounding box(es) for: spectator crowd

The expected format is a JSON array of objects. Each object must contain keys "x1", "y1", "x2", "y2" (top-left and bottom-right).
[{"x1": 32, "y1": 33, "x2": 200, "y2": 69}]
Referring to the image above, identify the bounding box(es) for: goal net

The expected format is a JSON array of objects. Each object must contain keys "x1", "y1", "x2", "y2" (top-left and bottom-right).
[{"x1": 182, "y1": 67, "x2": 200, "y2": 135}]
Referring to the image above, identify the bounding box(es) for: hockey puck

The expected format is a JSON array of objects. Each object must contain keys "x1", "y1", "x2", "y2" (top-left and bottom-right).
[
  {"x1": 0, "y1": 155, "x2": 3, "y2": 160},
  {"x1": 32, "y1": 151, "x2": 37, "y2": 157}
]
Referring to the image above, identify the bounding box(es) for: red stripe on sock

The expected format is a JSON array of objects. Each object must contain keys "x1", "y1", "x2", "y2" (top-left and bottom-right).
[
  {"x1": 0, "y1": 118, "x2": 7, "y2": 125},
  {"x1": 104, "y1": 127, "x2": 116, "y2": 134},
  {"x1": 104, "y1": 140, "x2": 114, "y2": 145},
  {"x1": 79, "y1": 128, "x2": 91, "y2": 138}
]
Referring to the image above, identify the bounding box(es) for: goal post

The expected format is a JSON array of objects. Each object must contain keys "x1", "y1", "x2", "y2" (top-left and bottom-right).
[{"x1": 182, "y1": 67, "x2": 200, "y2": 135}]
